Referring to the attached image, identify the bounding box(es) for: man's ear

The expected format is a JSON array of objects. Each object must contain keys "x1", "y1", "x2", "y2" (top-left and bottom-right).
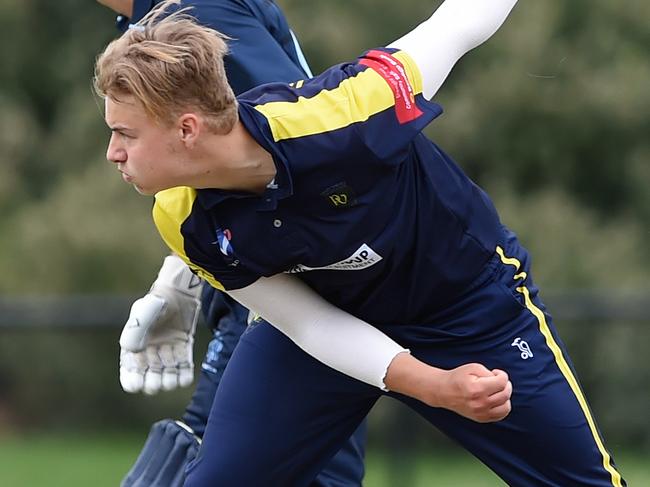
[{"x1": 178, "y1": 113, "x2": 201, "y2": 148}]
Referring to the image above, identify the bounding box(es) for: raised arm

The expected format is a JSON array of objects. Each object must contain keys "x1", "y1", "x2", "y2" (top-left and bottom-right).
[{"x1": 389, "y1": 0, "x2": 518, "y2": 99}]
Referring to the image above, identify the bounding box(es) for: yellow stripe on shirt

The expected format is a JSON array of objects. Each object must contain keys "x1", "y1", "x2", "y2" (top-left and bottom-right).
[
  {"x1": 254, "y1": 50, "x2": 424, "y2": 142},
  {"x1": 153, "y1": 187, "x2": 225, "y2": 291}
]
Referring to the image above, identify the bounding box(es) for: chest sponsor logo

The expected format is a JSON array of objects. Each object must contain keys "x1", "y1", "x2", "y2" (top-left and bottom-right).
[{"x1": 287, "y1": 244, "x2": 382, "y2": 273}]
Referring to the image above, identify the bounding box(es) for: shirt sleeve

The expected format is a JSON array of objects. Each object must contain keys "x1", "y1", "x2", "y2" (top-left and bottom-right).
[
  {"x1": 248, "y1": 48, "x2": 444, "y2": 166},
  {"x1": 348, "y1": 48, "x2": 444, "y2": 162}
]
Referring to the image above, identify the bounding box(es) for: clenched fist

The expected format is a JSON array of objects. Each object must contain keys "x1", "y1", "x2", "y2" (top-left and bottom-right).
[
  {"x1": 437, "y1": 363, "x2": 512, "y2": 423},
  {"x1": 384, "y1": 354, "x2": 512, "y2": 423}
]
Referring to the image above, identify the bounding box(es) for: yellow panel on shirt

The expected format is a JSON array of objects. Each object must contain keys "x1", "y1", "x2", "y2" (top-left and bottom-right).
[{"x1": 153, "y1": 187, "x2": 225, "y2": 291}]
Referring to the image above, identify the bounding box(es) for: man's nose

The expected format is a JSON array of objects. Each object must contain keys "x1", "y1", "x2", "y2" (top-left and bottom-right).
[{"x1": 106, "y1": 134, "x2": 126, "y2": 163}]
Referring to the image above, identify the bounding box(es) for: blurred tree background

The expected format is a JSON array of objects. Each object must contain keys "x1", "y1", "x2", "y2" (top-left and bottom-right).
[{"x1": 0, "y1": 0, "x2": 648, "y2": 483}]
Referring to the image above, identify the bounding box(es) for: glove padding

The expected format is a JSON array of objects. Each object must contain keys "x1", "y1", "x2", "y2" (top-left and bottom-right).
[
  {"x1": 121, "y1": 419, "x2": 201, "y2": 487},
  {"x1": 120, "y1": 255, "x2": 202, "y2": 394}
]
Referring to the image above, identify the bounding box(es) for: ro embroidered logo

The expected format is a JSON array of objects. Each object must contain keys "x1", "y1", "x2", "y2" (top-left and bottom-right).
[
  {"x1": 321, "y1": 182, "x2": 358, "y2": 209},
  {"x1": 511, "y1": 337, "x2": 533, "y2": 360}
]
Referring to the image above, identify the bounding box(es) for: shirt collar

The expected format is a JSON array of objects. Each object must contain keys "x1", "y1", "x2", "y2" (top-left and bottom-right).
[{"x1": 196, "y1": 155, "x2": 293, "y2": 211}]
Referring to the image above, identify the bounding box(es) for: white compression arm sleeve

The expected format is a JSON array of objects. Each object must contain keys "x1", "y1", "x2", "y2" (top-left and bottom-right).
[
  {"x1": 228, "y1": 274, "x2": 409, "y2": 390},
  {"x1": 389, "y1": 0, "x2": 518, "y2": 99}
]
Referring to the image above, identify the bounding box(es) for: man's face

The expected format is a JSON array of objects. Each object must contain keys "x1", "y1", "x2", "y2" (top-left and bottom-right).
[{"x1": 104, "y1": 95, "x2": 184, "y2": 195}]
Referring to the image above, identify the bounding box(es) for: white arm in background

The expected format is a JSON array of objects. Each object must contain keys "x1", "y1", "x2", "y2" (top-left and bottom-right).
[
  {"x1": 389, "y1": 0, "x2": 518, "y2": 99},
  {"x1": 228, "y1": 274, "x2": 408, "y2": 390}
]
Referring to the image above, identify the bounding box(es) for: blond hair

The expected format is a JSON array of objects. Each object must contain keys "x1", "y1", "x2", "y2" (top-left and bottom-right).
[{"x1": 94, "y1": 0, "x2": 237, "y2": 133}]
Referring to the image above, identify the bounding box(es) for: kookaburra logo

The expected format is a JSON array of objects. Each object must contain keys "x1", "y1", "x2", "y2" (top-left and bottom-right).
[{"x1": 511, "y1": 337, "x2": 533, "y2": 360}]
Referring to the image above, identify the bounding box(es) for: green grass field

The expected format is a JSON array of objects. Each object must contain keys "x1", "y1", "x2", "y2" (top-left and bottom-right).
[{"x1": 0, "y1": 434, "x2": 645, "y2": 486}]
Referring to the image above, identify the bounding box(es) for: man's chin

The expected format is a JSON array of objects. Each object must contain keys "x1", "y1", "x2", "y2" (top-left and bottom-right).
[{"x1": 132, "y1": 183, "x2": 156, "y2": 196}]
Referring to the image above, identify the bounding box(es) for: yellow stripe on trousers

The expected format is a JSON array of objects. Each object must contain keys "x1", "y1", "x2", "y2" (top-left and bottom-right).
[{"x1": 496, "y1": 246, "x2": 623, "y2": 487}]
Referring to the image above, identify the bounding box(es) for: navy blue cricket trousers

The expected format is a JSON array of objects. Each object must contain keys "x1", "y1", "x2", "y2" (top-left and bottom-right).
[
  {"x1": 185, "y1": 230, "x2": 626, "y2": 487},
  {"x1": 182, "y1": 287, "x2": 367, "y2": 487}
]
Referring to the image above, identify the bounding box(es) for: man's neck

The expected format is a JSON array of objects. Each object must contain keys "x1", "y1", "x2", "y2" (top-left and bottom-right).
[{"x1": 189, "y1": 121, "x2": 276, "y2": 193}]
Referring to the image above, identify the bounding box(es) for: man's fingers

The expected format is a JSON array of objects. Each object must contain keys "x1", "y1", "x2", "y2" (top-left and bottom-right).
[
  {"x1": 486, "y1": 379, "x2": 513, "y2": 407},
  {"x1": 488, "y1": 399, "x2": 512, "y2": 421},
  {"x1": 446, "y1": 364, "x2": 514, "y2": 423},
  {"x1": 478, "y1": 372, "x2": 512, "y2": 421},
  {"x1": 464, "y1": 362, "x2": 494, "y2": 378},
  {"x1": 491, "y1": 369, "x2": 508, "y2": 379},
  {"x1": 473, "y1": 371, "x2": 509, "y2": 396}
]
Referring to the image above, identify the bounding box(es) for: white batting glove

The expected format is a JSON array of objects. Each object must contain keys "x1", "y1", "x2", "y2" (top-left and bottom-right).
[{"x1": 119, "y1": 255, "x2": 202, "y2": 395}]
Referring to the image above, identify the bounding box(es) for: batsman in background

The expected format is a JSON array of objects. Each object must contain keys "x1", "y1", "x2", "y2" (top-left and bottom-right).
[{"x1": 96, "y1": 1, "x2": 367, "y2": 486}]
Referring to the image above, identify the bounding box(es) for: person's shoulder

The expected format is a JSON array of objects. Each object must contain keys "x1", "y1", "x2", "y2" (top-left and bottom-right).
[
  {"x1": 153, "y1": 187, "x2": 198, "y2": 254},
  {"x1": 239, "y1": 59, "x2": 363, "y2": 110},
  {"x1": 153, "y1": 187, "x2": 197, "y2": 221},
  {"x1": 238, "y1": 81, "x2": 298, "y2": 107}
]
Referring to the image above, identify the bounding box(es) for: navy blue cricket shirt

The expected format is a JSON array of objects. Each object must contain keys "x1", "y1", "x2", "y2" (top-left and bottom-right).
[{"x1": 154, "y1": 48, "x2": 505, "y2": 326}]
